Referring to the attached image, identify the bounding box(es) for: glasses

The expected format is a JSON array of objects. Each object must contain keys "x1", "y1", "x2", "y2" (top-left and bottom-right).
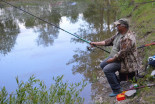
[{"x1": 116, "y1": 24, "x2": 121, "y2": 27}]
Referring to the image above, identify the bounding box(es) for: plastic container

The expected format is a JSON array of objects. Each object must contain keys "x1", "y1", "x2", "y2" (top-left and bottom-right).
[
  {"x1": 116, "y1": 93, "x2": 125, "y2": 101},
  {"x1": 134, "y1": 84, "x2": 138, "y2": 88}
]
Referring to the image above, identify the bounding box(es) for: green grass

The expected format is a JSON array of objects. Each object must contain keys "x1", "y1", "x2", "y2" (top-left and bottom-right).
[
  {"x1": 135, "y1": 66, "x2": 155, "y2": 103},
  {"x1": 117, "y1": 0, "x2": 155, "y2": 103},
  {"x1": 118, "y1": 0, "x2": 155, "y2": 37},
  {"x1": 118, "y1": 0, "x2": 155, "y2": 51}
]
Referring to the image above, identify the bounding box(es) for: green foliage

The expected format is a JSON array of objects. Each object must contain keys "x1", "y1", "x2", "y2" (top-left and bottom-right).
[
  {"x1": 0, "y1": 75, "x2": 87, "y2": 104},
  {"x1": 129, "y1": 66, "x2": 155, "y2": 103},
  {"x1": 0, "y1": 87, "x2": 8, "y2": 104},
  {"x1": 117, "y1": 0, "x2": 135, "y2": 18},
  {"x1": 133, "y1": 66, "x2": 155, "y2": 86}
]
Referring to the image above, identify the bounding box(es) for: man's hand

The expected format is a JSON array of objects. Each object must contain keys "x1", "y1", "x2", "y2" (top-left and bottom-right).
[
  {"x1": 90, "y1": 41, "x2": 105, "y2": 47},
  {"x1": 106, "y1": 58, "x2": 115, "y2": 63},
  {"x1": 90, "y1": 42, "x2": 97, "y2": 47}
]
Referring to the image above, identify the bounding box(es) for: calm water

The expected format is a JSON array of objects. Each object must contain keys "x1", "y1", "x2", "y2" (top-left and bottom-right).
[{"x1": 0, "y1": 0, "x2": 118, "y2": 103}]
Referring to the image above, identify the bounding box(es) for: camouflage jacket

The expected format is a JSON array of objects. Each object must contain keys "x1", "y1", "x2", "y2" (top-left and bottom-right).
[{"x1": 104, "y1": 30, "x2": 140, "y2": 73}]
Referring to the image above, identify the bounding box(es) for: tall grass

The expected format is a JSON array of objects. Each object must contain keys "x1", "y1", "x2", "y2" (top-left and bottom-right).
[{"x1": 0, "y1": 75, "x2": 87, "y2": 104}]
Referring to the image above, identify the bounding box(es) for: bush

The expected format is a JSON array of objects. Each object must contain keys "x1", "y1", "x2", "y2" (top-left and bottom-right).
[{"x1": 0, "y1": 75, "x2": 87, "y2": 104}]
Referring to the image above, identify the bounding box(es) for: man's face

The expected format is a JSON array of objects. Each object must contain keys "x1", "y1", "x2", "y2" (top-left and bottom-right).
[{"x1": 116, "y1": 24, "x2": 124, "y2": 32}]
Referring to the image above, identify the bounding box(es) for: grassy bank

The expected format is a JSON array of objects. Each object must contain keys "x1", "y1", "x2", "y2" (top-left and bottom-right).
[
  {"x1": 117, "y1": 0, "x2": 155, "y2": 103},
  {"x1": 118, "y1": 0, "x2": 155, "y2": 55}
]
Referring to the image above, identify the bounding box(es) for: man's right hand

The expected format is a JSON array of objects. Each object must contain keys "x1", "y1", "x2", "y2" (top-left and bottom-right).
[
  {"x1": 90, "y1": 42, "x2": 97, "y2": 47},
  {"x1": 90, "y1": 41, "x2": 105, "y2": 47}
]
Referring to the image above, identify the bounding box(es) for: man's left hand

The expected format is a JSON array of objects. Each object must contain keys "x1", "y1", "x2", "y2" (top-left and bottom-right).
[{"x1": 106, "y1": 58, "x2": 115, "y2": 63}]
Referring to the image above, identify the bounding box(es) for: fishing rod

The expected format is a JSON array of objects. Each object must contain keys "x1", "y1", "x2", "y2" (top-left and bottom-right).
[
  {"x1": 1, "y1": 0, "x2": 110, "y2": 53},
  {"x1": 124, "y1": 83, "x2": 155, "y2": 91},
  {"x1": 137, "y1": 41, "x2": 155, "y2": 49}
]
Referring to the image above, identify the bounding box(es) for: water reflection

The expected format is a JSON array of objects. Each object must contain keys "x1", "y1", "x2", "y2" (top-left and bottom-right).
[
  {"x1": 0, "y1": 0, "x2": 119, "y2": 103},
  {"x1": 0, "y1": 8, "x2": 19, "y2": 55},
  {"x1": 68, "y1": 0, "x2": 118, "y2": 77},
  {"x1": 0, "y1": 0, "x2": 88, "y2": 54},
  {"x1": 67, "y1": 0, "x2": 119, "y2": 103}
]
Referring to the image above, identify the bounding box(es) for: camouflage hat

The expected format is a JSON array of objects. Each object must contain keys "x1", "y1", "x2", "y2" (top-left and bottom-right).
[{"x1": 114, "y1": 18, "x2": 129, "y2": 27}]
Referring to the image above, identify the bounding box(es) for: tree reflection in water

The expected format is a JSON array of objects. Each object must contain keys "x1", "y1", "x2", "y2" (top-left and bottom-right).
[
  {"x1": 0, "y1": 0, "x2": 119, "y2": 103},
  {"x1": 67, "y1": 0, "x2": 119, "y2": 103},
  {"x1": 0, "y1": 9, "x2": 19, "y2": 55}
]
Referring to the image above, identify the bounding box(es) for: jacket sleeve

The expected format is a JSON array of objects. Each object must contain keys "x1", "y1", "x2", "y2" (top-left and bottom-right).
[
  {"x1": 104, "y1": 34, "x2": 117, "y2": 46},
  {"x1": 113, "y1": 38, "x2": 133, "y2": 60}
]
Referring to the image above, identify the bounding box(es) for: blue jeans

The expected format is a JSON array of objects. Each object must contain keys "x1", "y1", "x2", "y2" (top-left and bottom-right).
[{"x1": 100, "y1": 56, "x2": 121, "y2": 92}]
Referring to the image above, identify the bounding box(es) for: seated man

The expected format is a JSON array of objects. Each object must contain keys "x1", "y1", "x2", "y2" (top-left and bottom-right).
[{"x1": 90, "y1": 18, "x2": 140, "y2": 97}]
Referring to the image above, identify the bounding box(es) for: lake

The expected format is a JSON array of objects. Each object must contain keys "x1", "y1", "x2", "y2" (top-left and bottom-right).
[{"x1": 0, "y1": 0, "x2": 119, "y2": 103}]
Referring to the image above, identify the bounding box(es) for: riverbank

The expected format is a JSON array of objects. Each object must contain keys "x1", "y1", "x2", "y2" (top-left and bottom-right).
[
  {"x1": 115, "y1": 0, "x2": 155, "y2": 103},
  {"x1": 93, "y1": 1, "x2": 155, "y2": 103}
]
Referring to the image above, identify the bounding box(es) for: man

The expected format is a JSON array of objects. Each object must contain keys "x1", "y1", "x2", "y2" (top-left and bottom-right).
[{"x1": 90, "y1": 18, "x2": 140, "y2": 97}]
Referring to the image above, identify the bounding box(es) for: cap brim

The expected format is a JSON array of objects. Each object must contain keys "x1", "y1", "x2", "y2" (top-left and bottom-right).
[{"x1": 114, "y1": 21, "x2": 121, "y2": 25}]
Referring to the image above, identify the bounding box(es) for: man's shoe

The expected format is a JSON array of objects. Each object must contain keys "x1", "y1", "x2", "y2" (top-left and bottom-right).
[
  {"x1": 109, "y1": 89, "x2": 123, "y2": 97},
  {"x1": 109, "y1": 92, "x2": 121, "y2": 97}
]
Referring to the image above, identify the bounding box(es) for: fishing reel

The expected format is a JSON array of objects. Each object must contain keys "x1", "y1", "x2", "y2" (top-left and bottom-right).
[{"x1": 86, "y1": 46, "x2": 95, "y2": 52}]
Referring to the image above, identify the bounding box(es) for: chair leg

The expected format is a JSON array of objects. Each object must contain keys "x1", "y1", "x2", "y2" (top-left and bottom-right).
[
  {"x1": 126, "y1": 75, "x2": 128, "y2": 81},
  {"x1": 134, "y1": 70, "x2": 138, "y2": 82}
]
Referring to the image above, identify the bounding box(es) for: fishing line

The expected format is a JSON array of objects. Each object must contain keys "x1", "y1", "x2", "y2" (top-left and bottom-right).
[
  {"x1": 1, "y1": 0, "x2": 110, "y2": 53},
  {"x1": 2, "y1": 0, "x2": 154, "y2": 53}
]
